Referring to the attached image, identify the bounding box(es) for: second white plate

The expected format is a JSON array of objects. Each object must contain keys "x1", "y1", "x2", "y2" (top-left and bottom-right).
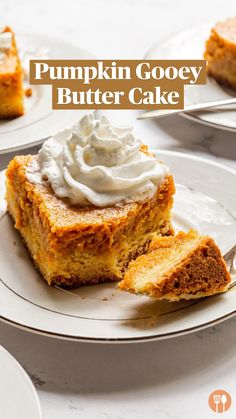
[
  {"x1": 0, "y1": 345, "x2": 42, "y2": 419},
  {"x1": 0, "y1": 32, "x2": 95, "y2": 154},
  {"x1": 145, "y1": 23, "x2": 236, "y2": 132}
]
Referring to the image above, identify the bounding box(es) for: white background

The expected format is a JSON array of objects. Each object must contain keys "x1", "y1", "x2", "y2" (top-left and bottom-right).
[{"x1": 1, "y1": 0, "x2": 236, "y2": 418}]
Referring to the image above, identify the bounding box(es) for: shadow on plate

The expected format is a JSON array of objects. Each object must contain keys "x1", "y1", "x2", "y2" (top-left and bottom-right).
[
  {"x1": 120, "y1": 293, "x2": 226, "y2": 330},
  {"x1": 151, "y1": 114, "x2": 236, "y2": 162}
]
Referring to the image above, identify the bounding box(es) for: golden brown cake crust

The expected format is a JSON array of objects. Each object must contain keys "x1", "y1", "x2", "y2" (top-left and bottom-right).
[
  {"x1": 118, "y1": 230, "x2": 231, "y2": 301},
  {"x1": 204, "y1": 17, "x2": 236, "y2": 89},
  {"x1": 6, "y1": 155, "x2": 175, "y2": 244},
  {"x1": 0, "y1": 26, "x2": 24, "y2": 119},
  {"x1": 6, "y1": 154, "x2": 175, "y2": 286}
]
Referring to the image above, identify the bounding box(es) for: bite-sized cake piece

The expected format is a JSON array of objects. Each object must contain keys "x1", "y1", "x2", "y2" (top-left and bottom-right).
[
  {"x1": 118, "y1": 230, "x2": 231, "y2": 301},
  {"x1": 0, "y1": 26, "x2": 24, "y2": 118},
  {"x1": 204, "y1": 17, "x2": 236, "y2": 89},
  {"x1": 5, "y1": 115, "x2": 175, "y2": 286}
]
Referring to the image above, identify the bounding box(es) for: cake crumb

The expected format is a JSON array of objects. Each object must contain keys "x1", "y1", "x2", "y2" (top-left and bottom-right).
[{"x1": 25, "y1": 87, "x2": 32, "y2": 97}]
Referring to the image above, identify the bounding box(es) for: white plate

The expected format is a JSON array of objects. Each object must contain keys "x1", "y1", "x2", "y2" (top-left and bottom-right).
[
  {"x1": 0, "y1": 345, "x2": 42, "y2": 419},
  {"x1": 145, "y1": 24, "x2": 236, "y2": 132},
  {"x1": 0, "y1": 33, "x2": 95, "y2": 154},
  {"x1": 0, "y1": 150, "x2": 236, "y2": 343}
]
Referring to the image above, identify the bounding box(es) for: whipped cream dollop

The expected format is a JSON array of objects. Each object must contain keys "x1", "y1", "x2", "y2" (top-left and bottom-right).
[
  {"x1": 0, "y1": 30, "x2": 12, "y2": 60},
  {"x1": 27, "y1": 114, "x2": 168, "y2": 207},
  {"x1": 0, "y1": 31, "x2": 12, "y2": 49}
]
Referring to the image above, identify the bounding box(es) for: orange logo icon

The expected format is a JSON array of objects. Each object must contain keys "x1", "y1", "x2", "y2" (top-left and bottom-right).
[{"x1": 208, "y1": 390, "x2": 232, "y2": 413}]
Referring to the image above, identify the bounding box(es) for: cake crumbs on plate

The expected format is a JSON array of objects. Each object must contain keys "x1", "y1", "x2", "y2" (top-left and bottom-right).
[{"x1": 25, "y1": 87, "x2": 32, "y2": 97}]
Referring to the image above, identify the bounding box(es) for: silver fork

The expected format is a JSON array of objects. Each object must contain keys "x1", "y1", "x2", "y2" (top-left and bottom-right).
[{"x1": 224, "y1": 244, "x2": 236, "y2": 289}]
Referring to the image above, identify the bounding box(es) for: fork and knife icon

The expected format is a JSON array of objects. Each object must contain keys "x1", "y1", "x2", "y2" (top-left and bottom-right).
[{"x1": 213, "y1": 393, "x2": 228, "y2": 413}]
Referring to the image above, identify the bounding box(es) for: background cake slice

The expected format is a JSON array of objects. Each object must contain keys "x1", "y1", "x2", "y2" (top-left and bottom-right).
[
  {"x1": 0, "y1": 26, "x2": 24, "y2": 118},
  {"x1": 118, "y1": 230, "x2": 231, "y2": 301},
  {"x1": 204, "y1": 17, "x2": 236, "y2": 89}
]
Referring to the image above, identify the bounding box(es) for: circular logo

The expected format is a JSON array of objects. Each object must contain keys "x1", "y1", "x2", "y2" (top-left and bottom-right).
[{"x1": 208, "y1": 390, "x2": 232, "y2": 413}]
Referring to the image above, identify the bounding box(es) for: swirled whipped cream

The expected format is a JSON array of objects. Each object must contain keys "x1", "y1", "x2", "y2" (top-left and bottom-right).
[
  {"x1": 0, "y1": 31, "x2": 12, "y2": 49},
  {"x1": 0, "y1": 30, "x2": 12, "y2": 60},
  {"x1": 27, "y1": 114, "x2": 169, "y2": 207}
]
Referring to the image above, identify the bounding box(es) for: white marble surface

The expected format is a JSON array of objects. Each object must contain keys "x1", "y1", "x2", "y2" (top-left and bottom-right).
[{"x1": 1, "y1": 0, "x2": 236, "y2": 418}]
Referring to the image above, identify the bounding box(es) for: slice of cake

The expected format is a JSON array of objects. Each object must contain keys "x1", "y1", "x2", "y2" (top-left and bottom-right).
[
  {"x1": 118, "y1": 230, "x2": 231, "y2": 301},
  {"x1": 0, "y1": 26, "x2": 24, "y2": 118},
  {"x1": 6, "y1": 114, "x2": 175, "y2": 286},
  {"x1": 204, "y1": 17, "x2": 236, "y2": 89}
]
